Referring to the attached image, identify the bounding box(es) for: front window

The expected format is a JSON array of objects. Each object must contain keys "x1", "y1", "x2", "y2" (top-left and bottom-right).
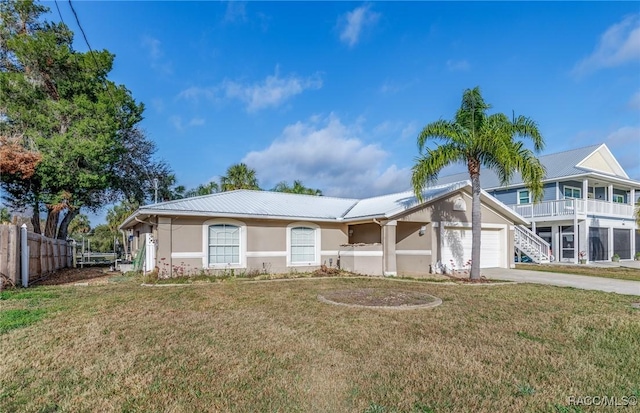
[
  {"x1": 290, "y1": 227, "x2": 316, "y2": 264},
  {"x1": 613, "y1": 194, "x2": 624, "y2": 203},
  {"x1": 517, "y1": 189, "x2": 530, "y2": 204},
  {"x1": 208, "y1": 224, "x2": 240, "y2": 265},
  {"x1": 563, "y1": 186, "x2": 581, "y2": 199}
]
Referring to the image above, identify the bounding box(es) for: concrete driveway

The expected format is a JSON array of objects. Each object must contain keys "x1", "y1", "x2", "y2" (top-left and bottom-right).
[{"x1": 482, "y1": 267, "x2": 640, "y2": 296}]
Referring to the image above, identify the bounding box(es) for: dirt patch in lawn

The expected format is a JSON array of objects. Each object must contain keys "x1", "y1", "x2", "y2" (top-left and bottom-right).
[
  {"x1": 318, "y1": 288, "x2": 442, "y2": 309},
  {"x1": 34, "y1": 267, "x2": 117, "y2": 286}
]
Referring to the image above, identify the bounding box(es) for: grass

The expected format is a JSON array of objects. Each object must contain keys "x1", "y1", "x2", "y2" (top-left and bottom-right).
[
  {"x1": 1, "y1": 274, "x2": 639, "y2": 412},
  {"x1": 515, "y1": 263, "x2": 640, "y2": 281}
]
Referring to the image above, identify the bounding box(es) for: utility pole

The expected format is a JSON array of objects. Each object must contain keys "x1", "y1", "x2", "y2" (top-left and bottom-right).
[{"x1": 153, "y1": 178, "x2": 159, "y2": 204}]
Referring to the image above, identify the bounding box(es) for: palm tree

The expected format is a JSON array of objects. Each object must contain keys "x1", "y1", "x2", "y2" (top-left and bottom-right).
[
  {"x1": 412, "y1": 87, "x2": 545, "y2": 280},
  {"x1": 220, "y1": 163, "x2": 260, "y2": 191},
  {"x1": 184, "y1": 181, "x2": 220, "y2": 197},
  {"x1": 273, "y1": 180, "x2": 322, "y2": 196}
]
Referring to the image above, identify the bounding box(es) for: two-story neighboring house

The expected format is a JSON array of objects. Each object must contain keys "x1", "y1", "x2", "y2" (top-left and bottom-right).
[{"x1": 437, "y1": 144, "x2": 640, "y2": 263}]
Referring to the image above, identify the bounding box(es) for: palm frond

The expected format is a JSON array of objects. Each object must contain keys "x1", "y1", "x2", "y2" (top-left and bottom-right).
[
  {"x1": 411, "y1": 144, "x2": 464, "y2": 201},
  {"x1": 417, "y1": 120, "x2": 464, "y2": 151}
]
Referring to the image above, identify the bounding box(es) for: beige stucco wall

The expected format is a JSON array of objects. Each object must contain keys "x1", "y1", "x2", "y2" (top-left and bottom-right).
[
  {"x1": 146, "y1": 215, "x2": 348, "y2": 276},
  {"x1": 398, "y1": 192, "x2": 511, "y2": 226},
  {"x1": 349, "y1": 222, "x2": 381, "y2": 244},
  {"x1": 395, "y1": 221, "x2": 433, "y2": 275},
  {"x1": 338, "y1": 244, "x2": 383, "y2": 276}
]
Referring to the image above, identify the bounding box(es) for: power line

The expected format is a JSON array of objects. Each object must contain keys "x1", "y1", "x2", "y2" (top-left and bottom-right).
[
  {"x1": 65, "y1": 0, "x2": 158, "y2": 196},
  {"x1": 53, "y1": 0, "x2": 66, "y2": 27},
  {"x1": 67, "y1": 0, "x2": 118, "y2": 113}
]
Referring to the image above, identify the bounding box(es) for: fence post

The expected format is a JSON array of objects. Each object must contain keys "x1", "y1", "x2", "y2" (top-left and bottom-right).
[{"x1": 20, "y1": 224, "x2": 28, "y2": 287}]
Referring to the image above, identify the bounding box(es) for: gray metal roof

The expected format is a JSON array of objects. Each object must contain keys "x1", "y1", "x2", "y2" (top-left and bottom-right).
[
  {"x1": 436, "y1": 144, "x2": 611, "y2": 189},
  {"x1": 121, "y1": 181, "x2": 490, "y2": 228},
  {"x1": 139, "y1": 190, "x2": 359, "y2": 220},
  {"x1": 343, "y1": 181, "x2": 469, "y2": 220}
]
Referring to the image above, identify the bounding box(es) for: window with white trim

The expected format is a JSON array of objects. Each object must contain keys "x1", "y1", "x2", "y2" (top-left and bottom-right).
[
  {"x1": 613, "y1": 194, "x2": 624, "y2": 203},
  {"x1": 517, "y1": 189, "x2": 530, "y2": 204},
  {"x1": 563, "y1": 186, "x2": 581, "y2": 199},
  {"x1": 290, "y1": 227, "x2": 316, "y2": 264},
  {"x1": 208, "y1": 224, "x2": 240, "y2": 265}
]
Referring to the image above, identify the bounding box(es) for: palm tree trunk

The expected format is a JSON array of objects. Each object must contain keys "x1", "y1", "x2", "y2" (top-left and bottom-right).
[{"x1": 469, "y1": 165, "x2": 482, "y2": 280}]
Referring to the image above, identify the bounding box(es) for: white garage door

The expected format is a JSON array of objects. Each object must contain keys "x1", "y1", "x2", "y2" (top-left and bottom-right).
[{"x1": 441, "y1": 227, "x2": 503, "y2": 269}]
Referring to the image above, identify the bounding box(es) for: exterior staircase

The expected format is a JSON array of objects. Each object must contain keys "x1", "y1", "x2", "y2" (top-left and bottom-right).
[{"x1": 514, "y1": 225, "x2": 551, "y2": 263}]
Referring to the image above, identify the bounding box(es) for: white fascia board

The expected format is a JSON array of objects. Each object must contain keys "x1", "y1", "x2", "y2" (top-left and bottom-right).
[{"x1": 132, "y1": 209, "x2": 343, "y2": 223}]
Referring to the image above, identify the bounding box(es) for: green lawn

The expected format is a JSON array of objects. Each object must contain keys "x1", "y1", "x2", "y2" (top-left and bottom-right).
[
  {"x1": 515, "y1": 263, "x2": 640, "y2": 282},
  {"x1": 1, "y1": 274, "x2": 639, "y2": 412}
]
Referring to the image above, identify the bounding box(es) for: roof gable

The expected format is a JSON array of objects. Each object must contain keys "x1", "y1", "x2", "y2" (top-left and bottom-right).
[
  {"x1": 435, "y1": 143, "x2": 635, "y2": 188},
  {"x1": 576, "y1": 144, "x2": 629, "y2": 178}
]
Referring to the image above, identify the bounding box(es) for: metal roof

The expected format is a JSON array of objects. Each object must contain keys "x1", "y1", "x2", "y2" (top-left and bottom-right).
[
  {"x1": 343, "y1": 181, "x2": 469, "y2": 220},
  {"x1": 120, "y1": 180, "x2": 494, "y2": 229},
  {"x1": 435, "y1": 144, "x2": 618, "y2": 189},
  {"x1": 138, "y1": 190, "x2": 359, "y2": 220}
]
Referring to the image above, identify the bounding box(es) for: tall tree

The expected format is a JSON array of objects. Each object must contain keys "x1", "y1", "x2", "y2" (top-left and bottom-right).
[
  {"x1": 0, "y1": 0, "x2": 171, "y2": 239},
  {"x1": 220, "y1": 163, "x2": 259, "y2": 191},
  {"x1": 272, "y1": 180, "x2": 322, "y2": 196},
  {"x1": 67, "y1": 213, "x2": 91, "y2": 237},
  {"x1": 184, "y1": 181, "x2": 219, "y2": 197},
  {"x1": 412, "y1": 87, "x2": 545, "y2": 280}
]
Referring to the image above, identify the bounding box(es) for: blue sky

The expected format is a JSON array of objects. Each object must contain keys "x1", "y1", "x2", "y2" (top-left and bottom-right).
[{"x1": 49, "y1": 1, "x2": 639, "y2": 221}]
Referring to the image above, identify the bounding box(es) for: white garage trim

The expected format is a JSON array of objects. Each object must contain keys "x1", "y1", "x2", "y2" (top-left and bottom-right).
[{"x1": 439, "y1": 223, "x2": 508, "y2": 269}]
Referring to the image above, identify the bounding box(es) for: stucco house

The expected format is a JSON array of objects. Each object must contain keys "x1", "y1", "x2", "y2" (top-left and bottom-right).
[
  {"x1": 120, "y1": 181, "x2": 528, "y2": 276},
  {"x1": 438, "y1": 144, "x2": 640, "y2": 263}
]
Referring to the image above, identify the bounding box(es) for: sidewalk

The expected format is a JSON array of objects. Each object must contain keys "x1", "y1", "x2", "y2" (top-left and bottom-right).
[{"x1": 482, "y1": 267, "x2": 640, "y2": 296}]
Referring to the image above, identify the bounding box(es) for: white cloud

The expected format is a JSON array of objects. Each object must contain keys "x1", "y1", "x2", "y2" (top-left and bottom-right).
[
  {"x1": 572, "y1": 14, "x2": 640, "y2": 77},
  {"x1": 629, "y1": 90, "x2": 640, "y2": 110},
  {"x1": 371, "y1": 120, "x2": 419, "y2": 141},
  {"x1": 242, "y1": 114, "x2": 411, "y2": 197},
  {"x1": 224, "y1": 1, "x2": 247, "y2": 23},
  {"x1": 170, "y1": 116, "x2": 206, "y2": 132},
  {"x1": 604, "y1": 126, "x2": 640, "y2": 179},
  {"x1": 401, "y1": 121, "x2": 419, "y2": 140},
  {"x1": 338, "y1": 4, "x2": 380, "y2": 48},
  {"x1": 141, "y1": 35, "x2": 172, "y2": 75},
  {"x1": 446, "y1": 59, "x2": 470, "y2": 72},
  {"x1": 179, "y1": 68, "x2": 322, "y2": 111},
  {"x1": 188, "y1": 118, "x2": 205, "y2": 127}
]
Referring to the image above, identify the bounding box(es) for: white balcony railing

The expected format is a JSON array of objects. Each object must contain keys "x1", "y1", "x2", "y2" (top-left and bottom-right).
[{"x1": 509, "y1": 198, "x2": 634, "y2": 219}]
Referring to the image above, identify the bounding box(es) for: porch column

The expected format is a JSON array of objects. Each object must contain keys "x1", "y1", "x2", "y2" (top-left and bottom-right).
[
  {"x1": 632, "y1": 189, "x2": 637, "y2": 258},
  {"x1": 382, "y1": 220, "x2": 397, "y2": 276},
  {"x1": 555, "y1": 182, "x2": 560, "y2": 199},
  {"x1": 157, "y1": 217, "x2": 172, "y2": 276},
  {"x1": 608, "y1": 184, "x2": 613, "y2": 203},
  {"x1": 609, "y1": 227, "x2": 614, "y2": 261},
  {"x1": 573, "y1": 212, "x2": 579, "y2": 264},
  {"x1": 582, "y1": 178, "x2": 589, "y2": 263}
]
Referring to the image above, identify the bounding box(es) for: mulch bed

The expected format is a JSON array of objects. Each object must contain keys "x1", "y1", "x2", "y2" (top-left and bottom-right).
[
  {"x1": 33, "y1": 267, "x2": 115, "y2": 286},
  {"x1": 319, "y1": 288, "x2": 439, "y2": 307}
]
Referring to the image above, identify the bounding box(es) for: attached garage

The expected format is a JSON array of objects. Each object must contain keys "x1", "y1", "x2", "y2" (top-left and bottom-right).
[{"x1": 441, "y1": 226, "x2": 505, "y2": 269}]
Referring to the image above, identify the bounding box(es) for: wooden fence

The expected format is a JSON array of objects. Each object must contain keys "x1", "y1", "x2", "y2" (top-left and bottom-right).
[{"x1": 0, "y1": 224, "x2": 73, "y2": 287}]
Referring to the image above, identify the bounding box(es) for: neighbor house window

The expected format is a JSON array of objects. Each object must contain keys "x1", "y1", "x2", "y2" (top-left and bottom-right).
[
  {"x1": 517, "y1": 189, "x2": 530, "y2": 204},
  {"x1": 613, "y1": 194, "x2": 624, "y2": 203},
  {"x1": 563, "y1": 186, "x2": 581, "y2": 199},
  {"x1": 208, "y1": 224, "x2": 240, "y2": 265}
]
